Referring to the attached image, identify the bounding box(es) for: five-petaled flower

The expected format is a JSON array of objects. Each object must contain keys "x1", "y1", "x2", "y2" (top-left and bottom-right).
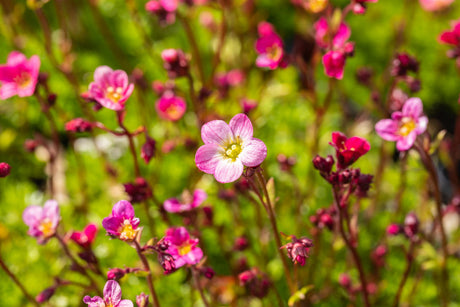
[
  {"x1": 375, "y1": 97, "x2": 428, "y2": 151},
  {"x1": 163, "y1": 227, "x2": 203, "y2": 269},
  {"x1": 83, "y1": 280, "x2": 133, "y2": 307},
  {"x1": 329, "y1": 132, "x2": 370, "y2": 169},
  {"x1": 155, "y1": 92, "x2": 187, "y2": 121},
  {"x1": 23, "y1": 200, "x2": 60, "y2": 244},
  {"x1": 164, "y1": 189, "x2": 207, "y2": 213},
  {"x1": 102, "y1": 200, "x2": 140, "y2": 241},
  {"x1": 0, "y1": 51, "x2": 40, "y2": 100},
  {"x1": 255, "y1": 22, "x2": 288, "y2": 69},
  {"x1": 195, "y1": 113, "x2": 267, "y2": 183},
  {"x1": 88, "y1": 66, "x2": 134, "y2": 111}
]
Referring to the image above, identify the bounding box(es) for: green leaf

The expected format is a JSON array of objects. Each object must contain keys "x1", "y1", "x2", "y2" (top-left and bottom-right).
[{"x1": 288, "y1": 285, "x2": 314, "y2": 306}]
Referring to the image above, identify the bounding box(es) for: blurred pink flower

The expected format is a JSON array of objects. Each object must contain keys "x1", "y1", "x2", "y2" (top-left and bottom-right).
[
  {"x1": 145, "y1": 0, "x2": 179, "y2": 25},
  {"x1": 195, "y1": 113, "x2": 267, "y2": 183},
  {"x1": 322, "y1": 51, "x2": 346, "y2": 79},
  {"x1": 164, "y1": 227, "x2": 203, "y2": 268},
  {"x1": 329, "y1": 132, "x2": 370, "y2": 169},
  {"x1": 155, "y1": 92, "x2": 186, "y2": 121},
  {"x1": 314, "y1": 17, "x2": 351, "y2": 49},
  {"x1": 83, "y1": 280, "x2": 133, "y2": 307},
  {"x1": 88, "y1": 66, "x2": 134, "y2": 111},
  {"x1": 23, "y1": 200, "x2": 60, "y2": 244},
  {"x1": 420, "y1": 0, "x2": 453, "y2": 11},
  {"x1": 255, "y1": 22, "x2": 287, "y2": 69},
  {"x1": 352, "y1": 0, "x2": 378, "y2": 14},
  {"x1": 70, "y1": 223, "x2": 98, "y2": 249},
  {"x1": 102, "y1": 200, "x2": 140, "y2": 241},
  {"x1": 439, "y1": 20, "x2": 460, "y2": 47},
  {"x1": 65, "y1": 118, "x2": 93, "y2": 133},
  {"x1": 0, "y1": 162, "x2": 11, "y2": 178},
  {"x1": 375, "y1": 97, "x2": 428, "y2": 151},
  {"x1": 0, "y1": 51, "x2": 40, "y2": 99},
  {"x1": 164, "y1": 189, "x2": 207, "y2": 213}
]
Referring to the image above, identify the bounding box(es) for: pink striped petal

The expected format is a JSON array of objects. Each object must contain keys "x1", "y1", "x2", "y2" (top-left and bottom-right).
[
  {"x1": 103, "y1": 280, "x2": 122, "y2": 304},
  {"x1": 229, "y1": 113, "x2": 253, "y2": 141},
  {"x1": 201, "y1": 120, "x2": 233, "y2": 145},
  {"x1": 239, "y1": 138, "x2": 267, "y2": 167},
  {"x1": 375, "y1": 119, "x2": 399, "y2": 141},
  {"x1": 195, "y1": 144, "x2": 223, "y2": 174},
  {"x1": 396, "y1": 131, "x2": 417, "y2": 151},
  {"x1": 214, "y1": 159, "x2": 244, "y2": 183},
  {"x1": 402, "y1": 97, "x2": 423, "y2": 119}
]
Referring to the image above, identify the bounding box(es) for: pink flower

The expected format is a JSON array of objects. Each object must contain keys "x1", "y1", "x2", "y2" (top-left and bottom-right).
[
  {"x1": 83, "y1": 280, "x2": 133, "y2": 307},
  {"x1": 155, "y1": 93, "x2": 186, "y2": 121},
  {"x1": 164, "y1": 227, "x2": 203, "y2": 268},
  {"x1": 145, "y1": 0, "x2": 179, "y2": 25},
  {"x1": 322, "y1": 51, "x2": 346, "y2": 79},
  {"x1": 375, "y1": 97, "x2": 428, "y2": 151},
  {"x1": 420, "y1": 0, "x2": 453, "y2": 11},
  {"x1": 0, "y1": 51, "x2": 40, "y2": 99},
  {"x1": 88, "y1": 66, "x2": 134, "y2": 111},
  {"x1": 255, "y1": 22, "x2": 287, "y2": 69},
  {"x1": 102, "y1": 200, "x2": 140, "y2": 241},
  {"x1": 195, "y1": 113, "x2": 267, "y2": 183},
  {"x1": 314, "y1": 17, "x2": 351, "y2": 49},
  {"x1": 329, "y1": 132, "x2": 370, "y2": 169},
  {"x1": 353, "y1": 0, "x2": 378, "y2": 14},
  {"x1": 65, "y1": 118, "x2": 93, "y2": 133},
  {"x1": 439, "y1": 20, "x2": 460, "y2": 47},
  {"x1": 164, "y1": 189, "x2": 207, "y2": 213},
  {"x1": 70, "y1": 223, "x2": 98, "y2": 249},
  {"x1": 22, "y1": 200, "x2": 60, "y2": 244},
  {"x1": 0, "y1": 162, "x2": 11, "y2": 178}
]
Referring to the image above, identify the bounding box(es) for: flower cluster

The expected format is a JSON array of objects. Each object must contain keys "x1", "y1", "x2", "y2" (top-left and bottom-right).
[
  {"x1": 280, "y1": 235, "x2": 314, "y2": 266},
  {"x1": 387, "y1": 212, "x2": 420, "y2": 241}
]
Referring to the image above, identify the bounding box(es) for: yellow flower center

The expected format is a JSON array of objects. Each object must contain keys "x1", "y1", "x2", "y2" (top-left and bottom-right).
[
  {"x1": 225, "y1": 142, "x2": 243, "y2": 161},
  {"x1": 166, "y1": 104, "x2": 181, "y2": 120},
  {"x1": 267, "y1": 45, "x2": 283, "y2": 61},
  {"x1": 399, "y1": 117, "x2": 416, "y2": 137},
  {"x1": 38, "y1": 219, "x2": 54, "y2": 238},
  {"x1": 14, "y1": 72, "x2": 32, "y2": 88},
  {"x1": 309, "y1": 0, "x2": 328, "y2": 13},
  {"x1": 119, "y1": 220, "x2": 136, "y2": 241},
  {"x1": 178, "y1": 242, "x2": 192, "y2": 256},
  {"x1": 105, "y1": 86, "x2": 123, "y2": 103}
]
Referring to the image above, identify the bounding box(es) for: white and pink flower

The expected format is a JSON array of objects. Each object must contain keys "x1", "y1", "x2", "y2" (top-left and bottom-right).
[
  {"x1": 195, "y1": 113, "x2": 267, "y2": 183},
  {"x1": 83, "y1": 280, "x2": 133, "y2": 307},
  {"x1": 375, "y1": 97, "x2": 428, "y2": 151},
  {"x1": 22, "y1": 200, "x2": 60, "y2": 244}
]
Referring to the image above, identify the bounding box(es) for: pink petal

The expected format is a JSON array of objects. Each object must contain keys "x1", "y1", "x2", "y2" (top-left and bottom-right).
[
  {"x1": 163, "y1": 198, "x2": 183, "y2": 213},
  {"x1": 375, "y1": 119, "x2": 399, "y2": 141},
  {"x1": 195, "y1": 144, "x2": 223, "y2": 174},
  {"x1": 123, "y1": 83, "x2": 134, "y2": 100},
  {"x1": 239, "y1": 138, "x2": 267, "y2": 167},
  {"x1": 183, "y1": 247, "x2": 203, "y2": 265},
  {"x1": 416, "y1": 116, "x2": 428, "y2": 134},
  {"x1": 201, "y1": 120, "x2": 233, "y2": 145},
  {"x1": 118, "y1": 300, "x2": 134, "y2": 307},
  {"x1": 229, "y1": 113, "x2": 253, "y2": 141},
  {"x1": 103, "y1": 280, "x2": 122, "y2": 304},
  {"x1": 83, "y1": 295, "x2": 104, "y2": 306},
  {"x1": 0, "y1": 82, "x2": 17, "y2": 100},
  {"x1": 22, "y1": 205, "x2": 43, "y2": 227},
  {"x1": 97, "y1": 97, "x2": 125, "y2": 111},
  {"x1": 0, "y1": 65, "x2": 16, "y2": 82},
  {"x1": 402, "y1": 97, "x2": 423, "y2": 119},
  {"x1": 256, "y1": 55, "x2": 275, "y2": 69},
  {"x1": 110, "y1": 70, "x2": 129, "y2": 89},
  {"x1": 333, "y1": 22, "x2": 351, "y2": 48},
  {"x1": 43, "y1": 200, "x2": 60, "y2": 228},
  {"x1": 93, "y1": 66, "x2": 113, "y2": 85},
  {"x1": 192, "y1": 189, "x2": 207, "y2": 208},
  {"x1": 112, "y1": 200, "x2": 135, "y2": 219},
  {"x1": 214, "y1": 158, "x2": 244, "y2": 183},
  {"x1": 7, "y1": 51, "x2": 27, "y2": 66},
  {"x1": 396, "y1": 132, "x2": 417, "y2": 151}
]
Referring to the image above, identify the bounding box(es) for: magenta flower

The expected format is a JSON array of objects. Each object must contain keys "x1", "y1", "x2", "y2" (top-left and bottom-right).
[
  {"x1": 195, "y1": 113, "x2": 267, "y2": 183},
  {"x1": 439, "y1": 20, "x2": 460, "y2": 47},
  {"x1": 164, "y1": 189, "x2": 207, "y2": 213},
  {"x1": 155, "y1": 93, "x2": 187, "y2": 121},
  {"x1": 83, "y1": 280, "x2": 133, "y2": 307},
  {"x1": 0, "y1": 51, "x2": 40, "y2": 100},
  {"x1": 88, "y1": 66, "x2": 134, "y2": 111},
  {"x1": 255, "y1": 22, "x2": 287, "y2": 69},
  {"x1": 419, "y1": 0, "x2": 453, "y2": 11},
  {"x1": 145, "y1": 0, "x2": 179, "y2": 25},
  {"x1": 0, "y1": 162, "x2": 11, "y2": 178},
  {"x1": 329, "y1": 132, "x2": 370, "y2": 169},
  {"x1": 164, "y1": 227, "x2": 203, "y2": 268},
  {"x1": 102, "y1": 200, "x2": 140, "y2": 241},
  {"x1": 375, "y1": 98, "x2": 428, "y2": 151},
  {"x1": 70, "y1": 223, "x2": 98, "y2": 249},
  {"x1": 352, "y1": 0, "x2": 378, "y2": 14},
  {"x1": 22, "y1": 200, "x2": 60, "y2": 244},
  {"x1": 314, "y1": 17, "x2": 351, "y2": 49}
]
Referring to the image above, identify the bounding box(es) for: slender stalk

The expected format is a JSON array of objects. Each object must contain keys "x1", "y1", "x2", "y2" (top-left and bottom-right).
[
  {"x1": 117, "y1": 114, "x2": 141, "y2": 178},
  {"x1": 0, "y1": 253, "x2": 40, "y2": 306},
  {"x1": 192, "y1": 268, "x2": 211, "y2": 307},
  {"x1": 254, "y1": 168, "x2": 296, "y2": 295},
  {"x1": 332, "y1": 187, "x2": 370, "y2": 307},
  {"x1": 179, "y1": 14, "x2": 205, "y2": 85},
  {"x1": 392, "y1": 241, "x2": 415, "y2": 307},
  {"x1": 133, "y1": 241, "x2": 161, "y2": 307}
]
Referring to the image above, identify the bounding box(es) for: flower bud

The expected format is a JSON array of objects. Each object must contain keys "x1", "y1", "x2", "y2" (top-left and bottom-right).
[
  {"x1": 36, "y1": 287, "x2": 55, "y2": 303},
  {"x1": 0, "y1": 162, "x2": 11, "y2": 178},
  {"x1": 136, "y1": 293, "x2": 149, "y2": 307},
  {"x1": 404, "y1": 212, "x2": 419, "y2": 238},
  {"x1": 312, "y1": 155, "x2": 334, "y2": 173},
  {"x1": 65, "y1": 118, "x2": 93, "y2": 133},
  {"x1": 141, "y1": 137, "x2": 156, "y2": 164}
]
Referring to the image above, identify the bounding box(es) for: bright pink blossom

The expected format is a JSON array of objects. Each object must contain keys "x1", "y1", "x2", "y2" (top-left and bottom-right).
[
  {"x1": 419, "y1": 0, "x2": 453, "y2": 11},
  {"x1": 195, "y1": 113, "x2": 267, "y2": 183},
  {"x1": 83, "y1": 280, "x2": 133, "y2": 307},
  {"x1": 22, "y1": 200, "x2": 60, "y2": 244},
  {"x1": 70, "y1": 223, "x2": 98, "y2": 249},
  {"x1": 102, "y1": 200, "x2": 140, "y2": 241},
  {"x1": 88, "y1": 66, "x2": 134, "y2": 111},
  {"x1": 164, "y1": 189, "x2": 207, "y2": 213},
  {"x1": 164, "y1": 227, "x2": 203, "y2": 268},
  {"x1": 329, "y1": 132, "x2": 370, "y2": 169},
  {"x1": 155, "y1": 93, "x2": 186, "y2": 121},
  {"x1": 375, "y1": 98, "x2": 428, "y2": 151},
  {"x1": 322, "y1": 51, "x2": 346, "y2": 80},
  {"x1": 0, "y1": 162, "x2": 10, "y2": 178},
  {"x1": 439, "y1": 20, "x2": 460, "y2": 47},
  {"x1": 314, "y1": 17, "x2": 351, "y2": 49},
  {"x1": 0, "y1": 51, "x2": 40, "y2": 99},
  {"x1": 255, "y1": 22, "x2": 287, "y2": 69}
]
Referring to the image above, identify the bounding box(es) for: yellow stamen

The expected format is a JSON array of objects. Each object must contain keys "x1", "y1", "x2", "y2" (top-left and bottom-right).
[
  {"x1": 105, "y1": 86, "x2": 124, "y2": 103},
  {"x1": 267, "y1": 45, "x2": 283, "y2": 61},
  {"x1": 38, "y1": 219, "x2": 54, "y2": 238},
  {"x1": 178, "y1": 243, "x2": 192, "y2": 256},
  {"x1": 119, "y1": 220, "x2": 137, "y2": 241},
  {"x1": 224, "y1": 142, "x2": 243, "y2": 161},
  {"x1": 399, "y1": 117, "x2": 416, "y2": 137},
  {"x1": 14, "y1": 72, "x2": 32, "y2": 89}
]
